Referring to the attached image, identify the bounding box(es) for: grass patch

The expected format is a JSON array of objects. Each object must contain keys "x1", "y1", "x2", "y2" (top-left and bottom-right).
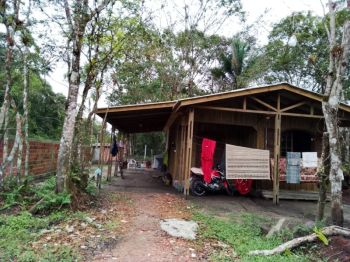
[
  {"x1": 105, "y1": 220, "x2": 120, "y2": 230},
  {"x1": 194, "y1": 212, "x2": 316, "y2": 262},
  {"x1": 0, "y1": 177, "x2": 98, "y2": 261},
  {"x1": 0, "y1": 211, "x2": 79, "y2": 261}
]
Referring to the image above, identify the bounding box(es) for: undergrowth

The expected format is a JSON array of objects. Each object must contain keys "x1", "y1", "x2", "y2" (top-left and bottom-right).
[
  {"x1": 0, "y1": 176, "x2": 100, "y2": 261},
  {"x1": 1, "y1": 176, "x2": 99, "y2": 213},
  {"x1": 0, "y1": 176, "x2": 71, "y2": 212},
  {"x1": 194, "y1": 212, "x2": 317, "y2": 262},
  {"x1": 0, "y1": 211, "x2": 79, "y2": 261}
]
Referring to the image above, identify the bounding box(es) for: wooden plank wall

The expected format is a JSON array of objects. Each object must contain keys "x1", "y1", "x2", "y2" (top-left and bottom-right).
[
  {"x1": 167, "y1": 114, "x2": 191, "y2": 192},
  {"x1": 168, "y1": 108, "x2": 323, "y2": 192},
  {"x1": 192, "y1": 109, "x2": 322, "y2": 192}
]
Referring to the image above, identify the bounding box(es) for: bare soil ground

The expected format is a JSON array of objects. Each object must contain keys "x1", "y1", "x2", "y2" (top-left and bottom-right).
[
  {"x1": 93, "y1": 169, "x2": 209, "y2": 261},
  {"x1": 93, "y1": 168, "x2": 350, "y2": 261}
]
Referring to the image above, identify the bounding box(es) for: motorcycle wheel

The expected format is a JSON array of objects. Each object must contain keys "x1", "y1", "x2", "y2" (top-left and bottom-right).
[
  {"x1": 190, "y1": 179, "x2": 207, "y2": 196},
  {"x1": 224, "y1": 181, "x2": 237, "y2": 196}
]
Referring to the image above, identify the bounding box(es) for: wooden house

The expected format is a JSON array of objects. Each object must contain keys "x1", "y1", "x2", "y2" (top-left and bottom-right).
[{"x1": 96, "y1": 83, "x2": 350, "y2": 203}]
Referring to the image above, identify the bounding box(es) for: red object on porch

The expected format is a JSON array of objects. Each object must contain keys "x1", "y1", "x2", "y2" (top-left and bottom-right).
[
  {"x1": 233, "y1": 179, "x2": 253, "y2": 195},
  {"x1": 201, "y1": 138, "x2": 216, "y2": 184}
]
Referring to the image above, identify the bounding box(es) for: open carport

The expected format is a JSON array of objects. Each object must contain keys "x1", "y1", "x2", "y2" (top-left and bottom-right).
[{"x1": 96, "y1": 83, "x2": 350, "y2": 204}]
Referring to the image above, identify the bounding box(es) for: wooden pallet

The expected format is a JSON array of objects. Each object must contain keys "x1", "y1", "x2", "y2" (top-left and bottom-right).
[{"x1": 261, "y1": 190, "x2": 330, "y2": 201}]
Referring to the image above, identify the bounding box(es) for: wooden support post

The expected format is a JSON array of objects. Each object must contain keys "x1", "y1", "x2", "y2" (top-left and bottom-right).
[
  {"x1": 180, "y1": 120, "x2": 186, "y2": 182},
  {"x1": 108, "y1": 127, "x2": 116, "y2": 181},
  {"x1": 184, "y1": 108, "x2": 194, "y2": 197},
  {"x1": 165, "y1": 130, "x2": 170, "y2": 151},
  {"x1": 107, "y1": 127, "x2": 114, "y2": 182},
  {"x1": 273, "y1": 94, "x2": 281, "y2": 205}
]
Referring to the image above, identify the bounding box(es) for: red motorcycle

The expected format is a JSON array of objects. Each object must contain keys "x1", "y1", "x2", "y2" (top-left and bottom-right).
[{"x1": 190, "y1": 165, "x2": 252, "y2": 196}]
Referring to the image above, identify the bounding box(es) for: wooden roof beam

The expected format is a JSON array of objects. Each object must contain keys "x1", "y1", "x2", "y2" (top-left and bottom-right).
[
  {"x1": 163, "y1": 112, "x2": 182, "y2": 131},
  {"x1": 281, "y1": 101, "x2": 307, "y2": 112},
  {"x1": 194, "y1": 105, "x2": 327, "y2": 119},
  {"x1": 250, "y1": 97, "x2": 277, "y2": 111}
]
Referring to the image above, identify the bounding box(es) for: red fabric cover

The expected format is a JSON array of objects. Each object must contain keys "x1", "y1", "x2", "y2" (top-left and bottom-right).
[
  {"x1": 233, "y1": 179, "x2": 253, "y2": 195},
  {"x1": 201, "y1": 138, "x2": 216, "y2": 184}
]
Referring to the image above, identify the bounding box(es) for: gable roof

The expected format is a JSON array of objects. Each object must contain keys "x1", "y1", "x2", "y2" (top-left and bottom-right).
[
  {"x1": 174, "y1": 83, "x2": 350, "y2": 112},
  {"x1": 96, "y1": 83, "x2": 350, "y2": 133}
]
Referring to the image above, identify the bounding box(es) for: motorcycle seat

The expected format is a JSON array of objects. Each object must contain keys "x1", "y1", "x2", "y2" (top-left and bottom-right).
[{"x1": 190, "y1": 167, "x2": 203, "y2": 175}]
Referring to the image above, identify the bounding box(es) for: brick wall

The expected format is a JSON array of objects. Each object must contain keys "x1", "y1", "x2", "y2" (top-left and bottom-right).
[{"x1": 0, "y1": 140, "x2": 91, "y2": 177}]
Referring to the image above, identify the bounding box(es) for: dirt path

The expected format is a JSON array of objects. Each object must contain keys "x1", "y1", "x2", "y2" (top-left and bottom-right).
[
  {"x1": 93, "y1": 170, "x2": 203, "y2": 261},
  {"x1": 93, "y1": 192, "x2": 200, "y2": 262}
]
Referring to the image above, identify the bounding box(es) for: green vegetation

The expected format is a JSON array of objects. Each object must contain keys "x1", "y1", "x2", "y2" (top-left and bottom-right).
[
  {"x1": 0, "y1": 177, "x2": 102, "y2": 261},
  {"x1": 194, "y1": 212, "x2": 317, "y2": 262},
  {"x1": 0, "y1": 45, "x2": 66, "y2": 141},
  {"x1": 0, "y1": 211, "x2": 79, "y2": 261},
  {"x1": 0, "y1": 177, "x2": 71, "y2": 213},
  {"x1": 131, "y1": 132, "x2": 166, "y2": 159}
]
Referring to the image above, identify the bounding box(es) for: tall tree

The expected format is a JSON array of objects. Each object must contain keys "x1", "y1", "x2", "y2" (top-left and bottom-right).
[
  {"x1": 211, "y1": 38, "x2": 255, "y2": 91},
  {"x1": 55, "y1": 0, "x2": 113, "y2": 193},
  {"x1": 0, "y1": 0, "x2": 21, "y2": 187},
  {"x1": 151, "y1": 0, "x2": 243, "y2": 96},
  {"x1": 321, "y1": 0, "x2": 350, "y2": 226},
  {"x1": 20, "y1": 0, "x2": 32, "y2": 177},
  {"x1": 263, "y1": 10, "x2": 349, "y2": 93}
]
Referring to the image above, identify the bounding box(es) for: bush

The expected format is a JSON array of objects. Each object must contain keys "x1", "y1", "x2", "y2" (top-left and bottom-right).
[
  {"x1": 0, "y1": 176, "x2": 34, "y2": 209},
  {"x1": 86, "y1": 179, "x2": 98, "y2": 196},
  {"x1": 32, "y1": 177, "x2": 71, "y2": 213}
]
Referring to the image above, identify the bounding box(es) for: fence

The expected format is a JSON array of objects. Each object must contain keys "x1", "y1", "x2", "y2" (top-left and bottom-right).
[{"x1": 0, "y1": 140, "x2": 91, "y2": 177}]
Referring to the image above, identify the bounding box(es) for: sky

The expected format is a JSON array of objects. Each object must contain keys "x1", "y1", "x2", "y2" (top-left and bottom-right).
[{"x1": 46, "y1": 0, "x2": 326, "y2": 104}]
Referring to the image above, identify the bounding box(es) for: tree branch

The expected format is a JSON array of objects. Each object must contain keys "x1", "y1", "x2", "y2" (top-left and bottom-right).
[
  {"x1": 64, "y1": 0, "x2": 73, "y2": 33},
  {"x1": 89, "y1": 0, "x2": 112, "y2": 19},
  {"x1": 249, "y1": 226, "x2": 350, "y2": 256}
]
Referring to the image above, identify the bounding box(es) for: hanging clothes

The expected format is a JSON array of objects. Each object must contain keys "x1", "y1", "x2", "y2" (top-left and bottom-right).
[
  {"x1": 302, "y1": 152, "x2": 318, "y2": 168},
  {"x1": 110, "y1": 135, "x2": 118, "y2": 157},
  {"x1": 286, "y1": 152, "x2": 301, "y2": 184},
  {"x1": 201, "y1": 138, "x2": 216, "y2": 184}
]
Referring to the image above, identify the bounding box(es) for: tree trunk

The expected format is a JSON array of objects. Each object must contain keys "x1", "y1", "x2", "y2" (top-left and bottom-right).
[
  {"x1": 1, "y1": 14, "x2": 15, "y2": 164},
  {"x1": 0, "y1": 0, "x2": 21, "y2": 188},
  {"x1": 72, "y1": 61, "x2": 99, "y2": 170},
  {"x1": 321, "y1": 2, "x2": 350, "y2": 226},
  {"x1": 23, "y1": 1, "x2": 31, "y2": 178},
  {"x1": 56, "y1": 0, "x2": 111, "y2": 193},
  {"x1": 323, "y1": 103, "x2": 344, "y2": 226},
  {"x1": 85, "y1": 82, "x2": 102, "y2": 171},
  {"x1": 317, "y1": 132, "x2": 330, "y2": 221},
  {"x1": 2, "y1": 114, "x2": 9, "y2": 161},
  {"x1": 56, "y1": 33, "x2": 84, "y2": 193},
  {"x1": 0, "y1": 112, "x2": 22, "y2": 186},
  {"x1": 0, "y1": 12, "x2": 14, "y2": 130},
  {"x1": 16, "y1": 126, "x2": 23, "y2": 184},
  {"x1": 23, "y1": 51, "x2": 30, "y2": 177}
]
